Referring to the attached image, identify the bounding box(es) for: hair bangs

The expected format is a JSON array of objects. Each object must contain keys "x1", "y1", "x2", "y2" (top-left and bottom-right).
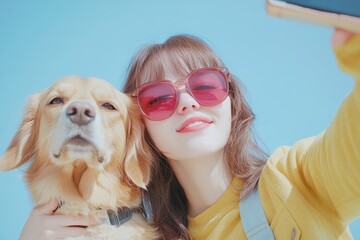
[{"x1": 161, "y1": 35, "x2": 224, "y2": 78}]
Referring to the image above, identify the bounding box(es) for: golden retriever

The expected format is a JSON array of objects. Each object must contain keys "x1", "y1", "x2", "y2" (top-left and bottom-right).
[{"x1": 0, "y1": 76, "x2": 159, "y2": 240}]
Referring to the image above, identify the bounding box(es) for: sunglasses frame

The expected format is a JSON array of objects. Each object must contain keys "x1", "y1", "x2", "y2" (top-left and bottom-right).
[{"x1": 131, "y1": 67, "x2": 230, "y2": 121}]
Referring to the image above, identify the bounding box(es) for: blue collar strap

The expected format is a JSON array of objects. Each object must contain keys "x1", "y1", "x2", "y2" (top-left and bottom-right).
[
  {"x1": 108, "y1": 190, "x2": 154, "y2": 227},
  {"x1": 107, "y1": 207, "x2": 132, "y2": 227}
]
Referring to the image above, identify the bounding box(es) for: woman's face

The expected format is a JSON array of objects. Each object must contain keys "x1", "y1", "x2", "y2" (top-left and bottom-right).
[{"x1": 144, "y1": 69, "x2": 232, "y2": 162}]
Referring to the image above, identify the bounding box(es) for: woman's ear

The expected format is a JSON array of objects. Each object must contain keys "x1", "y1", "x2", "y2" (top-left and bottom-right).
[
  {"x1": 124, "y1": 101, "x2": 153, "y2": 189},
  {"x1": 0, "y1": 92, "x2": 43, "y2": 171}
]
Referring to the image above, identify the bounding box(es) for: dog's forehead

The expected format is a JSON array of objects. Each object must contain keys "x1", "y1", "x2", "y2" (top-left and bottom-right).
[
  {"x1": 45, "y1": 76, "x2": 130, "y2": 110},
  {"x1": 52, "y1": 76, "x2": 112, "y2": 89},
  {"x1": 49, "y1": 76, "x2": 119, "y2": 96}
]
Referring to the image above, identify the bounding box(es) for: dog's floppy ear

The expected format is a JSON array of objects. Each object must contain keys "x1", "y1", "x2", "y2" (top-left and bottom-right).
[
  {"x1": 0, "y1": 91, "x2": 43, "y2": 171},
  {"x1": 124, "y1": 102, "x2": 152, "y2": 189}
]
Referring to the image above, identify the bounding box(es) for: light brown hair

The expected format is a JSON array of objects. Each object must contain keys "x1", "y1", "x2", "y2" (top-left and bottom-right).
[{"x1": 122, "y1": 34, "x2": 267, "y2": 240}]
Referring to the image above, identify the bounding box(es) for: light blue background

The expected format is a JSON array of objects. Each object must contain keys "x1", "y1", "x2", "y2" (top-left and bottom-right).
[{"x1": 0, "y1": 1, "x2": 359, "y2": 239}]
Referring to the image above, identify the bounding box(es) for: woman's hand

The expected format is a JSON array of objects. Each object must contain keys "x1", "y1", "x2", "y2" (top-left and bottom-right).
[
  {"x1": 332, "y1": 28, "x2": 356, "y2": 47},
  {"x1": 19, "y1": 200, "x2": 97, "y2": 240}
]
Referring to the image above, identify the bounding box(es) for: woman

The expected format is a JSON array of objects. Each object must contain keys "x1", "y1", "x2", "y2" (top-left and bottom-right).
[
  {"x1": 122, "y1": 29, "x2": 360, "y2": 239},
  {"x1": 19, "y1": 29, "x2": 359, "y2": 239}
]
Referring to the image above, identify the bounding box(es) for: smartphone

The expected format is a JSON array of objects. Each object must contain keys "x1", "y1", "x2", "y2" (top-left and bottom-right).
[{"x1": 266, "y1": 0, "x2": 360, "y2": 33}]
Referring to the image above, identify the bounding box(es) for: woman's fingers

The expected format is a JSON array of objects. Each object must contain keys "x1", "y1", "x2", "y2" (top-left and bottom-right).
[
  {"x1": 48, "y1": 214, "x2": 98, "y2": 227},
  {"x1": 43, "y1": 226, "x2": 88, "y2": 240},
  {"x1": 19, "y1": 200, "x2": 98, "y2": 240},
  {"x1": 58, "y1": 226, "x2": 88, "y2": 238},
  {"x1": 33, "y1": 199, "x2": 60, "y2": 214},
  {"x1": 332, "y1": 28, "x2": 356, "y2": 47}
]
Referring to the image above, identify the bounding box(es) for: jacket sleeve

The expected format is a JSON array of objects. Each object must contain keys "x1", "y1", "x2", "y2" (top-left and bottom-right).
[{"x1": 298, "y1": 34, "x2": 360, "y2": 223}]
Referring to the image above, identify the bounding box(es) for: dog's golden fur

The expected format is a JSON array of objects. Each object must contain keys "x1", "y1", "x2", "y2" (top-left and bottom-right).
[{"x1": 0, "y1": 76, "x2": 159, "y2": 239}]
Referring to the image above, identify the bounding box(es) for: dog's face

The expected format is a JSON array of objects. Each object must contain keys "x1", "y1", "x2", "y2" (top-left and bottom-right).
[
  {"x1": 39, "y1": 76, "x2": 128, "y2": 168},
  {"x1": 0, "y1": 76, "x2": 152, "y2": 207}
]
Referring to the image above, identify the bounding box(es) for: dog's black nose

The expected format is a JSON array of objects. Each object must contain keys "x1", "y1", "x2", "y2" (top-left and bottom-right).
[{"x1": 66, "y1": 101, "x2": 95, "y2": 126}]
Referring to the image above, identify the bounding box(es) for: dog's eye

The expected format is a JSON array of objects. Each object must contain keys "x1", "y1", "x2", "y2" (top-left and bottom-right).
[
  {"x1": 102, "y1": 103, "x2": 116, "y2": 110},
  {"x1": 49, "y1": 97, "x2": 64, "y2": 105}
]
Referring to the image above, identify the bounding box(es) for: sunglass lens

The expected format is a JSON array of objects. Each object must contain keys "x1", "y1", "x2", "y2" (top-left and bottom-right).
[
  {"x1": 138, "y1": 83, "x2": 177, "y2": 121},
  {"x1": 188, "y1": 70, "x2": 228, "y2": 106}
]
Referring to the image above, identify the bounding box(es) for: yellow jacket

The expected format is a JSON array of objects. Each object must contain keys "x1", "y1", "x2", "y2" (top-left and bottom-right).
[{"x1": 188, "y1": 35, "x2": 360, "y2": 239}]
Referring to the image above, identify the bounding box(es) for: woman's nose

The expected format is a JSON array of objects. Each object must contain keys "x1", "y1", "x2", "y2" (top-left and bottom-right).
[{"x1": 176, "y1": 92, "x2": 200, "y2": 114}]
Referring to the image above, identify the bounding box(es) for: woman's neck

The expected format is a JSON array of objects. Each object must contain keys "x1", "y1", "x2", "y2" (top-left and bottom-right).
[{"x1": 167, "y1": 151, "x2": 232, "y2": 217}]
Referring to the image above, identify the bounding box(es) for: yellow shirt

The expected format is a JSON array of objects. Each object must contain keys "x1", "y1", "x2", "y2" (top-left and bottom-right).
[{"x1": 188, "y1": 35, "x2": 360, "y2": 240}]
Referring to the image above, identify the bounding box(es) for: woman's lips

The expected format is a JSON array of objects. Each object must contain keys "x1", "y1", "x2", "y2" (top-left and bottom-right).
[{"x1": 176, "y1": 117, "x2": 213, "y2": 133}]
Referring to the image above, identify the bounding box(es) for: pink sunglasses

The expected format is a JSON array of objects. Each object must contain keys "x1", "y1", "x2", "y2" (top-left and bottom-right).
[{"x1": 131, "y1": 67, "x2": 230, "y2": 121}]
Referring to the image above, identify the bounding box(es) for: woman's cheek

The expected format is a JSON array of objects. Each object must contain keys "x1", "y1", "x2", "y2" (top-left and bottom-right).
[{"x1": 144, "y1": 119, "x2": 173, "y2": 152}]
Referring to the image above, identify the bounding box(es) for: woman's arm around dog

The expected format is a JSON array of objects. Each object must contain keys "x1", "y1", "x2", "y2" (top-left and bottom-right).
[{"x1": 19, "y1": 200, "x2": 97, "y2": 240}]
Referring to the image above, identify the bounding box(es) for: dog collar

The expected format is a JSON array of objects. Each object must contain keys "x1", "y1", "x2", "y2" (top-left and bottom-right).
[
  {"x1": 107, "y1": 207, "x2": 132, "y2": 227},
  {"x1": 107, "y1": 190, "x2": 154, "y2": 227}
]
